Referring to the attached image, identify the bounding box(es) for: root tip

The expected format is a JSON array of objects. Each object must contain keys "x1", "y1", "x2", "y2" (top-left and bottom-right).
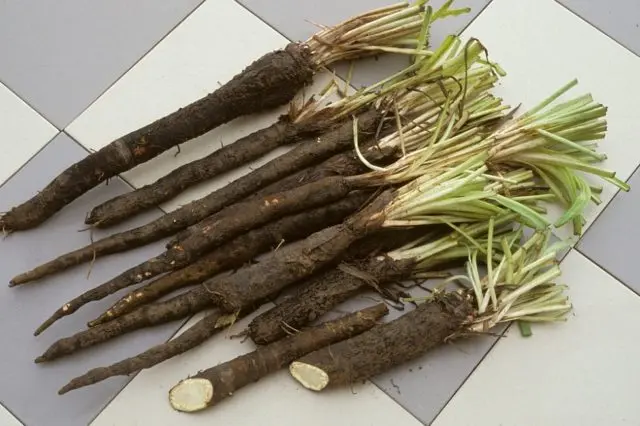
[
  {"x1": 34, "y1": 355, "x2": 46, "y2": 364},
  {"x1": 34, "y1": 316, "x2": 57, "y2": 336}
]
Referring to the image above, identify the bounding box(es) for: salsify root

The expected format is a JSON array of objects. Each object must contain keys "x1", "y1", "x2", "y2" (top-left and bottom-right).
[
  {"x1": 39, "y1": 225, "x2": 413, "y2": 363},
  {"x1": 247, "y1": 256, "x2": 414, "y2": 345},
  {"x1": 10, "y1": 109, "x2": 383, "y2": 287},
  {"x1": 290, "y1": 292, "x2": 473, "y2": 390},
  {"x1": 202, "y1": 190, "x2": 395, "y2": 314},
  {"x1": 247, "y1": 218, "x2": 509, "y2": 345},
  {"x1": 35, "y1": 287, "x2": 212, "y2": 363},
  {"x1": 1, "y1": 0, "x2": 441, "y2": 232},
  {"x1": 85, "y1": 112, "x2": 337, "y2": 228},
  {"x1": 90, "y1": 192, "x2": 372, "y2": 326},
  {"x1": 33, "y1": 176, "x2": 375, "y2": 336},
  {"x1": 168, "y1": 303, "x2": 388, "y2": 412},
  {"x1": 169, "y1": 131, "x2": 392, "y2": 247},
  {"x1": 57, "y1": 308, "x2": 234, "y2": 395}
]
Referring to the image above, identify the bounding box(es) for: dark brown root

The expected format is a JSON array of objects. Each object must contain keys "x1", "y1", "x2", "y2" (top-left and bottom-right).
[
  {"x1": 85, "y1": 114, "x2": 336, "y2": 228},
  {"x1": 58, "y1": 304, "x2": 259, "y2": 395},
  {"x1": 203, "y1": 190, "x2": 394, "y2": 313},
  {"x1": 0, "y1": 43, "x2": 314, "y2": 232},
  {"x1": 172, "y1": 175, "x2": 358, "y2": 263},
  {"x1": 289, "y1": 292, "x2": 474, "y2": 390},
  {"x1": 168, "y1": 303, "x2": 388, "y2": 412},
  {"x1": 170, "y1": 143, "x2": 390, "y2": 247},
  {"x1": 33, "y1": 250, "x2": 179, "y2": 336},
  {"x1": 33, "y1": 178, "x2": 374, "y2": 336},
  {"x1": 35, "y1": 287, "x2": 212, "y2": 363},
  {"x1": 90, "y1": 192, "x2": 372, "y2": 326},
  {"x1": 247, "y1": 255, "x2": 415, "y2": 345},
  {"x1": 10, "y1": 109, "x2": 382, "y2": 286}
]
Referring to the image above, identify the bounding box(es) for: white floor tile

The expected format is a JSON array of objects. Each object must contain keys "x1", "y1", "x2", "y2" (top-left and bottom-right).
[
  {"x1": 432, "y1": 249, "x2": 640, "y2": 426},
  {"x1": 0, "y1": 404, "x2": 22, "y2": 426},
  {"x1": 66, "y1": 0, "x2": 342, "y2": 213},
  {"x1": 0, "y1": 82, "x2": 57, "y2": 186},
  {"x1": 461, "y1": 0, "x2": 640, "y2": 240},
  {"x1": 91, "y1": 307, "x2": 421, "y2": 426}
]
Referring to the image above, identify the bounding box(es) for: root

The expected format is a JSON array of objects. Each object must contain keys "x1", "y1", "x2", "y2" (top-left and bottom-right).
[
  {"x1": 290, "y1": 293, "x2": 473, "y2": 390},
  {"x1": 169, "y1": 303, "x2": 387, "y2": 412}
]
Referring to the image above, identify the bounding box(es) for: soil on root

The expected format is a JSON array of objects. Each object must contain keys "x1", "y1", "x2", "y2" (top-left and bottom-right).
[
  {"x1": 290, "y1": 293, "x2": 474, "y2": 390},
  {"x1": 247, "y1": 254, "x2": 415, "y2": 345},
  {"x1": 169, "y1": 303, "x2": 388, "y2": 412},
  {"x1": 33, "y1": 180, "x2": 370, "y2": 336},
  {"x1": 10, "y1": 108, "x2": 382, "y2": 286},
  {"x1": 172, "y1": 175, "x2": 358, "y2": 263},
  {"x1": 203, "y1": 190, "x2": 394, "y2": 313},
  {"x1": 35, "y1": 287, "x2": 212, "y2": 363},
  {"x1": 90, "y1": 192, "x2": 372, "y2": 326},
  {"x1": 170, "y1": 143, "x2": 394, "y2": 247},
  {"x1": 58, "y1": 302, "x2": 263, "y2": 394},
  {"x1": 167, "y1": 112, "x2": 390, "y2": 249},
  {"x1": 86, "y1": 113, "x2": 337, "y2": 228},
  {"x1": 0, "y1": 43, "x2": 314, "y2": 232}
]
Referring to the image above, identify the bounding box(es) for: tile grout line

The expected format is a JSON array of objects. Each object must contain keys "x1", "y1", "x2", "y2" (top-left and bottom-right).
[
  {"x1": 0, "y1": 400, "x2": 27, "y2": 426},
  {"x1": 233, "y1": 0, "x2": 295, "y2": 43},
  {"x1": 0, "y1": 76, "x2": 60, "y2": 131},
  {"x1": 554, "y1": 0, "x2": 640, "y2": 60},
  {"x1": 61, "y1": 0, "x2": 209, "y2": 133},
  {"x1": 87, "y1": 314, "x2": 195, "y2": 425},
  {"x1": 570, "y1": 158, "x2": 640, "y2": 257},
  {"x1": 574, "y1": 246, "x2": 640, "y2": 300},
  {"x1": 0, "y1": 131, "x2": 61, "y2": 193}
]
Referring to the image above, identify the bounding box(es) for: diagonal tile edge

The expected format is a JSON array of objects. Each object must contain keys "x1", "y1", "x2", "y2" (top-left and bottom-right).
[
  {"x1": 555, "y1": 0, "x2": 640, "y2": 59},
  {"x1": 431, "y1": 247, "x2": 640, "y2": 426},
  {"x1": 0, "y1": 402, "x2": 24, "y2": 426},
  {"x1": 0, "y1": 81, "x2": 59, "y2": 187},
  {"x1": 87, "y1": 313, "x2": 195, "y2": 425},
  {"x1": 0, "y1": 131, "x2": 59, "y2": 192},
  {"x1": 60, "y1": 1, "x2": 208, "y2": 130},
  {"x1": 574, "y1": 160, "x2": 640, "y2": 298},
  {"x1": 0, "y1": 75, "x2": 60, "y2": 131}
]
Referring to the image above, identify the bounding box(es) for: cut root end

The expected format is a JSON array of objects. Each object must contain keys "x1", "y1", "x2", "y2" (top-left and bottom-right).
[
  {"x1": 289, "y1": 361, "x2": 329, "y2": 391},
  {"x1": 169, "y1": 378, "x2": 214, "y2": 412}
]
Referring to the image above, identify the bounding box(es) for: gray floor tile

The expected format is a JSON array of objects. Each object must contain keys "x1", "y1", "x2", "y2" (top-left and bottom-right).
[
  {"x1": 558, "y1": 0, "x2": 640, "y2": 57},
  {"x1": 0, "y1": 133, "x2": 184, "y2": 426},
  {"x1": 0, "y1": 0, "x2": 204, "y2": 128},
  {"x1": 577, "y1": 169, "x2": 640, "y2": 295},
  {"x1": 237, "y1": 0, "x2": 491, "y2": 88}
]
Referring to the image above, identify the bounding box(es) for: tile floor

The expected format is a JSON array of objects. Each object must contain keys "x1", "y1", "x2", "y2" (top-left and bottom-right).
[{"x1": 0, "y1": 0, "x2": 639, "y2": 425}]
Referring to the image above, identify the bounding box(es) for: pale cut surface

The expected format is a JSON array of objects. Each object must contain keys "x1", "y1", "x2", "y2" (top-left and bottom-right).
[
  {"x1": 169, "y1": 378, "x2": 214, "y2": 412},
  {"x1": 289, "y1": 362, "x2": 330, "y2": 391}
]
